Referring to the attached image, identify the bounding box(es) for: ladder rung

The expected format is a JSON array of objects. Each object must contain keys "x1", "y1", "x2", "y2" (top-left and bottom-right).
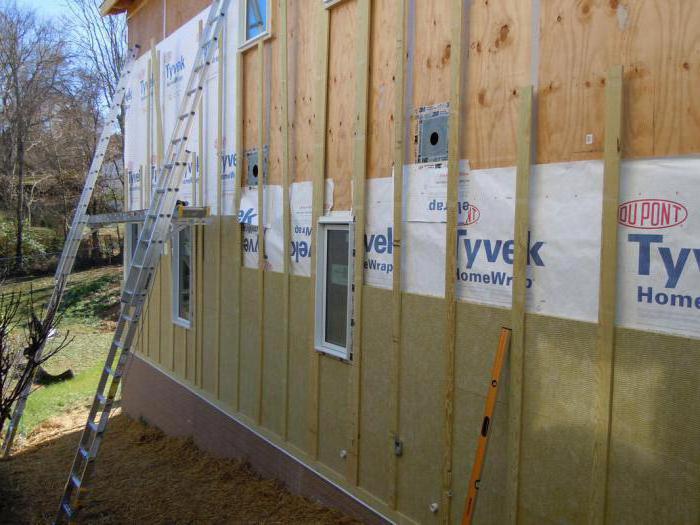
[
  {"x1": 104, "y1": 365, "x2": 123, "y2": 378},
  {"x1": 70, "y1": 473, "x2": 82, "y2": 488},
  {"x1": 61, "y1": 502, "x2": 75, "y2": 519},
  {"x1": 79, "y1": 445, "x2": 90, "y2": 460},
  {"x1": 179, "y1": 111, "x2": 195, "y2": 120},
  {"x1": 121, "y1": 313, "x2": 137, "y2": 322},
  {"x1": 187, "y1": 87, "x2": 202, "y2": 96},
  {"x1": 88, "y1": 420, "x2": 102, "y2": 433},
  {"x1": 113, "y1": 340, "x2": 128, "y2": 350}
]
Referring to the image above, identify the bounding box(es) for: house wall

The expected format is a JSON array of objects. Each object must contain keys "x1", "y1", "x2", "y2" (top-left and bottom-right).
[{"x1": 124, "y1": 1, "x2": 700, "y2": 524}]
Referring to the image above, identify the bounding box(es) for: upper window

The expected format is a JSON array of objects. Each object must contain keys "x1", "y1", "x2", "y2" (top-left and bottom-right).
[
  {"x1": 314, "y1": 215, "x2": 354, "y2": 360},
  {"x1": 172, "y1": 226, "x2": 193, "y2": 328},
  {"x1": 241, "y1": 0, "x2": 270, "y2": 47}
]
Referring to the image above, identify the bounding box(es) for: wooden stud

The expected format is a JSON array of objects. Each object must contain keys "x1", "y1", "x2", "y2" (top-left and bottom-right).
[
  {"x1": 215, "y1": 22, "x2": 225, "y2": 399},
  {"x1": 308, "y1": 3, "x2": 330, "y2": 460},
  {"x1": 589, "y1": 65, "x2": 624, "y2": 525},
  {"x1": 234, "y1": 50, "x2": 245, "y2": 412},
  {"x1": 346, "y1": 0, "x2": 372, "y2": 486},
  {"x1": 257, "y1": 40, "x2": 266, "y2": 426},
  {"x1": 506, "y1": 84, "x2": 534, "y2": 525},
  {"x1": 196, "y1": 20, "x2": 206, "y2": 390},
  {"x1": 388, "y1": 0, "x2": 409, "y2": 510},
  {"x1": 279, "y1": 0, "x2": 292, "y2": 441},
  {"x1": 441, "y1": 0, "x2": 467, "y2": 519}
]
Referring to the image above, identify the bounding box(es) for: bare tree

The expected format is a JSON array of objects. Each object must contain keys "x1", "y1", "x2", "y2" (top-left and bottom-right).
[
  {"x1": 0, "y1": 3, "x2": 69, "y2": 272},
  {"x1": 0, "y1": 285, "x2": 71, "y2": 435}
]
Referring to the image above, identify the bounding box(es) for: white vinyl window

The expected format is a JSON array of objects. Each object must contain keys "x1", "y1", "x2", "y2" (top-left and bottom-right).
[
  {"x1": 127, "y1": 223, "x2": 140, "y2": 267},
  {"x1": 240, "y1": 0, "x2": 271, "y2": 49},
  {"x1": 172, "y1": 226, "x2": 193, "y2": 329},
  {"x1": 314, "y1": 215, "x2": 354, "y2": 360}
]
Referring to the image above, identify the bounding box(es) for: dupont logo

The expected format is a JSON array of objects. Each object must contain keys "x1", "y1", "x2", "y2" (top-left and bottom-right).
[
  {"x1": 460, "y1": 203, "x2": 480, "y2": 225},
  {"x1": 618, "y1": 199, "x2": 687, "y2": 229}
]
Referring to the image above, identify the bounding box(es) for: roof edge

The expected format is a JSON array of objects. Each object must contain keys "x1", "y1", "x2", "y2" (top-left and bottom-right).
[{"x1": 100, "y1": 0, "x2": 129, "y2": 16}]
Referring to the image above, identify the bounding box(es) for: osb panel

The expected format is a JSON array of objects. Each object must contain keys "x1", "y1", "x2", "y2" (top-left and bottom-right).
[
  {"x1": 173, "y1": 324, "x2": 187, "y2": 380},
  {"x1": 242, "y1": 48, "x2": 260, "y2": 154},
  {"x1": 537, "y1": 1, "x2": 700, "y2": 164},
  {"x1": 324, "y1": 0, "x2": 357, "y2": 211},
  {"x1": 358, "y1": 286, "x2": 393, "y2": 504},
  {"x1": 127, "y1": 0, "x2": 164, "y2": 51},
  {"x1": 239, "y1": 267, "x2": 261, "y2": 420},
  {"x1": 518, "y1": 314, "x2": 598, "y2": 523},
  {"x1": 287, "y1": 1, "x2": 316, "y2": 184},
  {"x1": 218, "y1": 219, "x2": 239, "y2": 408},
  {"x1": 366, "y1": 0, "x2": 397, "y2": 180},
  {"x1": 606, "y1": 328, "x2": 700, "y2": 523},
  {"x1": 318, "y1": 355, "x2": 350, "y2": 477},
  {"x1": 396, "y1": 292, "x2": 445, "y2": 524},
  {"x1": 147, "y1": 264, "x2": 161, "y2": 364},
  {"x1": 186, "y1": 230, "x2": 198, "y2": 385},
  {"x1": 159, "y1": 251, "x2": 174, "y2": 372},
  {"x1": 261, "y1": 271, "x2": 284, "y2": 436},
  {"x1": 287, "y1": 275, "x2": 311, "y2": 451},
  {"x1": 463, "y1": 0, "x2": 531, "y2": 169},
  {"x1": 165, "y1": 0, "x2": 209, "y2": 37},
  {"x1": 201, "y1": 218, "x2": 221, "y2": 396},
  {"x1": 450, "y1": 302, "x2": 511, "y2": 524},
  {"x1": 266, "y1": 0, "x2": 282, "y2": 186},
  {"x1": 411, "y1": 0, "x2": 451, "y2": 108}
]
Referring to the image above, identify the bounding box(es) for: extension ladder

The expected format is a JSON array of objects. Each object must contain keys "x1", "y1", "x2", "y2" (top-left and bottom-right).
[
  {"x1": 0, "y1": 47, "x2": 139, "y2": 459},
  {"x1": 55, "y1": 0, "x2": 231, "y2": 522}
]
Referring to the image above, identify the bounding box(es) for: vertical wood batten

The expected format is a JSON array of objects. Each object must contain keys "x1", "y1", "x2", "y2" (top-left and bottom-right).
[
  {"x1": 441, "y1": 0, "x2": 468, "y2": 520},
  {"x1": 279, "y1": 0, "x2": 292, "y2": 441},
  {"x1": 257, "y1": 40, "x2": 266, "y2": 425},
  {"x1": 389, "y1": 0, "x2": 409, "y2": 510},
  {"x1": 214, "y1": 22, "x2": 225, "y2": 399},
  {"x1": 308, "y1": 4, "x2": 330, "y2": 460},
  {"x1": 196, "y1": 21, "x2": 205, "y2": 389},
  {"x1": 506, "y1": 84, "x2": 534, "y2": 525},
  {"x1": 589, "y1": 65, "x2": 623, "y2": 525},
  {"x1": 234, "y1": 49, "x2": 244, "y2": 411},
  {"x1": 347, "y1": 0, "x2": 371, "y2": 487}
]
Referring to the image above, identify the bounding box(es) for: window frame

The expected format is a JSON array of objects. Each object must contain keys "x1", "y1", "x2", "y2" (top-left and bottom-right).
[
  {"x1": 172, "y1": 225, "x2": 194, "y2": 329},
  {"x1": 314, "y1": 214, "x2": 354, "y2": 360},
  {"x1": 239, "y1": 0, "x2": 272, "y2": 51}
]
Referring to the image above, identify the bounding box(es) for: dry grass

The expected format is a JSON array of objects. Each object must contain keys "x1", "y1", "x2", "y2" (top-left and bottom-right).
[{"x1": 0, "y1": 405, "x2": 361, "y2": 524}]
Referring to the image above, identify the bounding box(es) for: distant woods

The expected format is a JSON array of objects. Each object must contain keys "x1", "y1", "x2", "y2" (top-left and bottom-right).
[{"x1": 0, "y1": 0, "x2": 127, "y2": 275}]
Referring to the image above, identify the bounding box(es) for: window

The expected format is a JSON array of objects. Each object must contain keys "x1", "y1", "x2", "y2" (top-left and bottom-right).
[
  {"x1": 314, "y1": 215, "x2": 354, "y2": 360},
  {"x1": 241, "y1": 0, "x2": 270, "y2": 48},
  {"x1": 128, "y1": 223, "x2": 140, "y2": 266},
  {"x1": 172, "y1": 226, "x2": 193, "y2": 328}
]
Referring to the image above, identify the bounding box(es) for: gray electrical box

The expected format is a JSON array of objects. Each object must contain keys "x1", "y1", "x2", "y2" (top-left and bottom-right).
[
  {"x1": 416, "y1": 104, "x2": 449, "y2": 163},
  {"x1": 245, "y1": 146, "x2": 269, "y2": 186}
]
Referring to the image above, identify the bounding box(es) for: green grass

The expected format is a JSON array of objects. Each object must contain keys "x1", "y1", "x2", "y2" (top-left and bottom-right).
[
  {"x1": 2, "y1": 265, "x2": 123, "y2": 437},
  {"x1": 18, "y1": 364, "x2": 105, "y2": 435}
]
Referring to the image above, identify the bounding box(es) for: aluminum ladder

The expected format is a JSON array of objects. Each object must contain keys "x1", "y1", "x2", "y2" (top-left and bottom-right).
[
  {"x1": 0, "y1": 47, "x2": 138, "y2": 458},
  {"x1": 55, "y1": 0, "x2": 231, "y2": 522}
]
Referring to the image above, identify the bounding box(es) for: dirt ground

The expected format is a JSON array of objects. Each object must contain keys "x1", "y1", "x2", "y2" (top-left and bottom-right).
[{"x1": 0, "y1": 405, "x2": 360, "y2": 524}]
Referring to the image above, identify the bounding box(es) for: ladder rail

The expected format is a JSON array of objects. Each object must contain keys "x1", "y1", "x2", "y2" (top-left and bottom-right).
[
  {"x1": 55, "y1": 2, "x2": 230, "y2": 522},
  {"x1": 0, "y1": 49, "x2": 138, "y2": 458}
]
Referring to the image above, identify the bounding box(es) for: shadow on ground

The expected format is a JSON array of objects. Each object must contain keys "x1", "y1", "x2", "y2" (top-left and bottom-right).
[{"x1": 0, "y1": 406, "x2": 359, "y2": 524}]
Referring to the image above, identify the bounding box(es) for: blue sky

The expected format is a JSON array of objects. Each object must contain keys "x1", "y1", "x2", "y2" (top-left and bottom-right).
[{"x1": 15, "y1": 0, "x2": 69, "y2": 18}]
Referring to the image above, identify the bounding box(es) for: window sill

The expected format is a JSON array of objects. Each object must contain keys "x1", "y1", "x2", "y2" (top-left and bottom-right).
[
  {"x1": 239, "y1": 31, "x2": 272, "y2": 52},
  {"x1": 173, "y1": 317, "x2": 192, "y2": 330},
  {"x1": 315, "y1": 344, "x2": 350, "y2": 362}
]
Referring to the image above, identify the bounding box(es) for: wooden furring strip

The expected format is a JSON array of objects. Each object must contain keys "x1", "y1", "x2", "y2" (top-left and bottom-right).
[
  {"x1": 307, "y1": 4, "x2": 330, "y2": 460},
  {"x1": 256, "y1": 39, "x2": 266, "y2": 425},
  {"x1": 233, "y1": 49, "x2": 245, "y2": 411},
  {"x1": 506, "y1": 84, "x2": 534, "y2": 525},
  {"x1": 440, "y1": 0, "x2": 467, "y2": 518},
  {"x1": 279, "y1": 0, "x2": 292, "y2": 440},
  {"x1": 589, "y1": 64, "x2": 624, "y2": 525},
  {"x1": 388, "y1": 0, "x2": 409, "y2": 510},
  {"x1": 346, "y1": 0, "x2": 372, "y2": 486}
]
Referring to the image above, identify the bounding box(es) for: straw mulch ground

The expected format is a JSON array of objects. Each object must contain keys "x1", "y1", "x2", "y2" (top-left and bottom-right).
[{"x1": 0, "y1": 405, "x2": 360, "y2": 524}]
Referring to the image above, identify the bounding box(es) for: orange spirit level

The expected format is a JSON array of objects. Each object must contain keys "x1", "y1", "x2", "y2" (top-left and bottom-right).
[{"x1": 461, "y1": 327, "x2": 511, "y2": 525}]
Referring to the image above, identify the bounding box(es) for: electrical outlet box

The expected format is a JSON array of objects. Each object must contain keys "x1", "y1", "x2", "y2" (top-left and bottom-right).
[{"x1": 245, "y1": 146, "x2": 269, "y2": 186}]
